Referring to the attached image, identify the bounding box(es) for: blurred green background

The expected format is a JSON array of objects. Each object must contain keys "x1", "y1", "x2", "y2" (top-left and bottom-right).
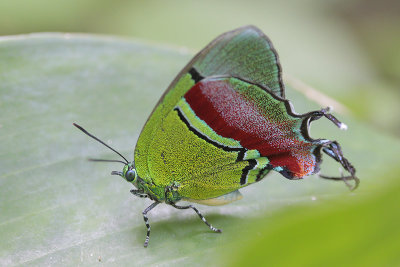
[{"x1": 1, "y1": 0, "x2": 399, "y2": 266}]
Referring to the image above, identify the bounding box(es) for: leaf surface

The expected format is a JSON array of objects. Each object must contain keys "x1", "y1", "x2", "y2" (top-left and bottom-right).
[{"x1": 0, "y1": 34, "x2": 398, "y2": 266}]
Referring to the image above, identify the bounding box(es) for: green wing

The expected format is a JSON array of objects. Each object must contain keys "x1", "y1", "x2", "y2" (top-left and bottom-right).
[
  {"x1": 134, "y1": 26, "x2": 284, "y2": 190},
  {"x1": 192, "y1": 25, "x2": 284, "y2": 97}
]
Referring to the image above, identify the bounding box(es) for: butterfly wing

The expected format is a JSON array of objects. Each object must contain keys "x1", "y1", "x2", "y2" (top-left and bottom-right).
[
  {"x1": 134, "y1": 26, "x2": 354, "y2": 201},
  {"x1": 135, "y1": 26, "x2": 285, "y2": 185},
  {"x1": 191, "y1": 25, "x2": 285, "y2": 97}
]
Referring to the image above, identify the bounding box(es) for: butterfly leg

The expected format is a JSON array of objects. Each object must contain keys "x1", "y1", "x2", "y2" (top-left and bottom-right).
[
  {"x1": 170, "y1": 203, "x2": 222, "y2": 233},
  {"x1": 142, "y1": 201, "x2": 160, "y2": 247},
  {"x1": 130, "y1": 189, "x2": 148, "y2": 198},
  {"x1": 319, "y1": 141, "x2": 359, "y2": 191}
]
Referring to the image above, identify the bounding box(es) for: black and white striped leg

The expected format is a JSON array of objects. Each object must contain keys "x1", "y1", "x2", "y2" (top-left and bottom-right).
[
  {"x1": 170, "y1": 203, "x2": 222, "y2": 233},
  {"x1": 130, "y1": 189, "x2": 148, "y2": 198},
  {"x1": 142, "y1": 201, "x2": 159, "y2": 247}
]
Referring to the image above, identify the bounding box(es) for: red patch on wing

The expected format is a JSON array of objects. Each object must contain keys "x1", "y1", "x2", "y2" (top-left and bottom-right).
[{"x1": 184, "y1": 79, "x2": 316, "y2": 178}]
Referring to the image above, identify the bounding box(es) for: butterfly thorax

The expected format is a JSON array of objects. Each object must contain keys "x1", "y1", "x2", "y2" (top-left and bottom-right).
[
  {"x1": 141, "y1": 179, "x2": 182, "y2": 203},
  {"x1": 122, "y1": 163, "x2": 182, "y2": 203}
]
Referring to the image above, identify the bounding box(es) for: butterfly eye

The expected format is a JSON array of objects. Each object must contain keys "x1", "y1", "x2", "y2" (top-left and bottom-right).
[{"x1": 125, "y1": 169, "x2": 137, "y2": 182}]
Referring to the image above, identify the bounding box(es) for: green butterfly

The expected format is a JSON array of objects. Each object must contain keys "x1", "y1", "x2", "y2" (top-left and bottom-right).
[{"x1": 74, "y1": 25, "x2": 358, "y2": 247}]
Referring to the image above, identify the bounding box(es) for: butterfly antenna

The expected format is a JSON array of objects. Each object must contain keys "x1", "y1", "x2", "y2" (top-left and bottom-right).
[
  {"x1": 88, "y1": 158, "x2": 127, "y2": 165},
  {"x1": 73, "y1": 123, "x2": 129, "y2": 164}
]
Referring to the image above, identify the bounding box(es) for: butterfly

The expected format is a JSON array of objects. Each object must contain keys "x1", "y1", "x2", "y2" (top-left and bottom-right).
[{"x1": 74, "y1": 25, "x2": 358, "y2": 247}]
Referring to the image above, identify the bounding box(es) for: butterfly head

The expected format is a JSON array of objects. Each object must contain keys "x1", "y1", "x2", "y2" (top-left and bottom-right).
[{"x1": 121, "y1": 163, "x2": 138, "y2": 183}]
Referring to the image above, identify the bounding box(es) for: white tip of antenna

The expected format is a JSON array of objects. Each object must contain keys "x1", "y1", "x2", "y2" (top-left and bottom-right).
[{"x1": 339, "y1": 123, "x2": 348, "y2": 130}]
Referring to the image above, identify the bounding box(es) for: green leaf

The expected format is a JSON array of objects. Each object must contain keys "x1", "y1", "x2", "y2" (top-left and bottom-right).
[{"x1": 1, "y1": 33, "x2": 399, "y2": 266}]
